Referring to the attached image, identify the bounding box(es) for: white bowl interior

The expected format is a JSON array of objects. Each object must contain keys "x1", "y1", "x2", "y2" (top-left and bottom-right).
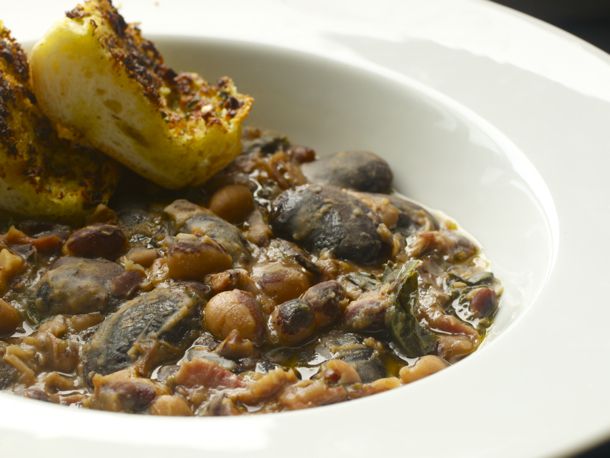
[
  {"x1": 7, "y1": 35, "x2": 555, "y2": 406},
  {"x1": 0, "y1": 34, "x2": 561, "y2": 458},
  {"x1": 159, "y1": 37, "x2": 557, "y2": 341}
]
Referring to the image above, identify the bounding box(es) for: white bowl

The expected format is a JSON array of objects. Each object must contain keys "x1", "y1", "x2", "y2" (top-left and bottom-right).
[
  {"x1": 2, "y1": 1, "x2": 610, "y2": 457},
  {"x1": 160, "y1": 36, "x2": 555, "y2": 338}
]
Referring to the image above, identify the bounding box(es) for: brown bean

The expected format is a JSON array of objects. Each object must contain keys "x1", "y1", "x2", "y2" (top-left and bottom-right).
[
  {"x1": 207, "y1": 269, "x2": 257, "y2": 295},
  {"x1": 244, "y1": 210, "x2": 272, "y2": 246},
  {"x1": 269, "y1": 299, "x2": 315, "y2": 346},
  {"x1": 469, "y1": 287, "x2": 498, "y2": 318},
  {"x1": 166, "y1": 233, "x2": 232, "y2": 281},
  {"x1": 252, "y1": 261, "x2": 311, "y2": 303},
  {"x1": 0, "y1": 299, "x2": 21, "y2": 336},
  {"x1": 204, "y1": 290, "x2": 264, "y2": 342},
  {"x1": 182, "y1": 213, "x2": 250, "y2": 263},
  {"x1": 302, "y1": 280, "x2": 348, "y2": 327},
  {"x1": 63, "y1": 224, "x2": 128, "y2": 260},
  {"x1": 399, "y1": 355, "x2": 448, "y2": 384},
  {"x1": 208, "y1": 184, "x2": 254, "y2": 223},
  {"x1": 149, "y1": 395, "x2": 192, "y2": 416}
]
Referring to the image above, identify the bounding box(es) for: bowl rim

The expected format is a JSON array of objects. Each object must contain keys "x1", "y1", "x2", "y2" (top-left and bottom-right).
[{"x1": 2, "y1": 1, "x2": 610, "y2": 457}]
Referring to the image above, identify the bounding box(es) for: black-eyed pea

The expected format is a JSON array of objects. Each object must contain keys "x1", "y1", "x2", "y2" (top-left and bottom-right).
[
  {"x1": 269, "y1": 299, "x2": 315, "y2": 346},
  {"x1": 166, "y1": 233, "x2": 232, "y2": 281},
  {"x1": 208, "y1": 184, "x2": 254, "y2": 223},
  {"x1": 204, "y1": 290, "x2": 264, "y2": 342},
  {"x1": 149, "y1": 394, "x2": 192, "y2": 416},
  {"x1": 206, "y1": 269, "x2": 257, "y2": 295},
  {"x1": 399, "y1": 355, "x2": 449, "y2": 384},
  {"x1": 252, "y1": 261, "x2": 311, "y2": 304},
  {"x1": 437, "y1": 335, "x2": 476, "y2": 363},
  {"x1": 301, "y1": 280, "x2": 348, "y2": 327}
]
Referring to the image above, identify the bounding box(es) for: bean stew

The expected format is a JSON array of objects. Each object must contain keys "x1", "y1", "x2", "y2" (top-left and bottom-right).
[{"x1": 0, "y1": 128, "x2": 502, "y2": 415}]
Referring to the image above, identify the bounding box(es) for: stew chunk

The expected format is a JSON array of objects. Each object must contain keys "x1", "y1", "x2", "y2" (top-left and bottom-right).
[
  {"x1": 31, "y1": 257, "x2": 127, "y2": 319},
  {"x1": 83, "y1": 284, "x2": 206, "y2": 377},
  {"x1": 270, "y1": 185, "x2": 390, "y2": 265}
]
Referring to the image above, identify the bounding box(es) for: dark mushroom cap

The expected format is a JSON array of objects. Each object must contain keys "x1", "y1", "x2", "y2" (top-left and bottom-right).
[
  {"x1": 83, "y1": 283, "x2": 205, "y2": 378},
  {"x1": 302, "y1": 150, "x2": 393, "y2": 193},
  {"x1": 270, "y1": 184, "x2": 391, "y2": 265}
]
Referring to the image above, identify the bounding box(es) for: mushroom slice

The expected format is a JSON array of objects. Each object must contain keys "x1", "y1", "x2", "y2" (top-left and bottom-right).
[
  {"x1": 0, "y1": 24, "x2": 117, "y2": 221},
  {"x1": 83, "y1": 283, "x2": 206, "y2": 378},
  {"x1": 30, "y1": 0, "x2": 253, "y2": 189},
  {"x1": 270, "y1": 185, "x2": 391, "y2": 265},
  {"x1": 31, "y1": 257, "x2": 128, "y2": 320}
]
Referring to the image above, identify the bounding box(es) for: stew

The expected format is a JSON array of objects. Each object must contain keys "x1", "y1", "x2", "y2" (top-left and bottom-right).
[{"x1": 0, "y1": 128, "x2": 502, "y2": 415}]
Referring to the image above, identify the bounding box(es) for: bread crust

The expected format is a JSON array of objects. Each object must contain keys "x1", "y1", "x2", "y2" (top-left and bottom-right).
[
  {"x1": 31, "y1": 0, "x2": 253, "y2": 189},
  {"x1": 0, "y1": 23, "x2": 118, "y2": 222}
]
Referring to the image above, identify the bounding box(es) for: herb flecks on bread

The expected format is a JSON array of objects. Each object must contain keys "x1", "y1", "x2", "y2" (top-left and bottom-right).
[
  {"x1": 30, "y1": 0, "x2": 253, "y2": 189},
  {"x1": 0, "y1": 22, "x2": 117, "y2": 221}
]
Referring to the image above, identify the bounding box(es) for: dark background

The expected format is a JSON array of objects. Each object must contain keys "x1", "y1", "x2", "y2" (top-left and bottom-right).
[
  {"x1": 489, "y1": 3, "x2": 609, "y2": 456},
  {"x1": 492, "y1": 0, "x2": 610, "y2": 53}
]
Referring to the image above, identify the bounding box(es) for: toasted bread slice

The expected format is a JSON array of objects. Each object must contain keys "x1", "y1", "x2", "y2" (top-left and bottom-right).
[
  {"x1": 30, "y1": 0, "x2": 253, "y2": 189},
  {"x1": 0, "y1": 23, "x2": 117, "y2": 222}
]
